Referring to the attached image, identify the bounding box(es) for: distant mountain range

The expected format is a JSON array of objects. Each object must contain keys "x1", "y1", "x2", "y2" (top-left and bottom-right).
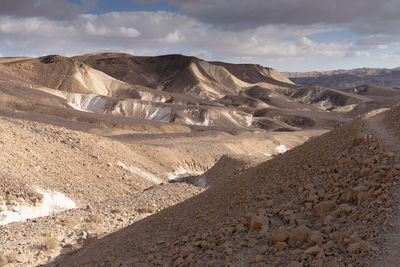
[{"x1": 283, "y1": 67, "x2": 400, "y2": 90}]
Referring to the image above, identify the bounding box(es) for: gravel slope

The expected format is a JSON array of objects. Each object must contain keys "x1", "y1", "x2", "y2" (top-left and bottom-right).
[{"x1": 53, "y1": 113, "x2": 400, "y2": 266}]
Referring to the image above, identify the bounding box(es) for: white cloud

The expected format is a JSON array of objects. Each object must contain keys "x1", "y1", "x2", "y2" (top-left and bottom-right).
[
  {"x1": 0, "y1": 0, "x2": 96, "y2": 20},
  {"x1": 376, "y1": 53, "x2": 390, "y2": 59},
  {"x1": 354, "y1": 51, "x2": 371, "y2": 57},
  {"x1": 172, "y1": 0, "x2": 400, "y2": 36},
  {"x1": 164, "y1": 30, "x2": 181, "y2": 43},
  {"x1": 0, "y1": 16, "x2": 76, "y2": 36},
  {"x1": 296, "y1": 37, "x2": 313, "y2": 47},
  {"x1": 0, "y1": 11, "x2": 397, "y2": 71},
  {"x1": 85, "y1": 22, "x2": 109, "y2": 36},
  {"x1": 119, "y1": 27, "x2": 141, "y2": 38}
]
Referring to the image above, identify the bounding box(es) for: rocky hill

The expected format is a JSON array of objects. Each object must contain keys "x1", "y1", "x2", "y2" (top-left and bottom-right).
[{"x1": 284, "y1": 67, "x2": 400, "y2": 90}]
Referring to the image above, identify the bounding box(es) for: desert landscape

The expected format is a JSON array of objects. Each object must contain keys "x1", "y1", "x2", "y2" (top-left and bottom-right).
[
  {"x1": 0, "y1": 52, "x2": 399, "y2": 266},
  {"x1": 1, "y1": 1, "x2": 400, "y2": 266}
]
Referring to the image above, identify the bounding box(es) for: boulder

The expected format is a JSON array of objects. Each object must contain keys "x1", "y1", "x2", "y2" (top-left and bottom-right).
[
  {"x1": 250, "y1": 215, "x2": 268, "y2": 230},
  {"x1": 314, "y1": 201, "x2": 336, "y2": 216},
  {"x1": 305, "y1": 245, "x2": 322, "y2": 255},
  {"x1": 288, "y1": 225, "x2": 310, "y2": 247},
  {"x1": 270, "y1": 227, "x2": 290, "y2": 244}
]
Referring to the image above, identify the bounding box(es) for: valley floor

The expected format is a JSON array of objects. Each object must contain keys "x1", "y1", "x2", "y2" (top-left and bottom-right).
[{"x1": 0, "y1": 113, "x2": 324, "y2": 266}]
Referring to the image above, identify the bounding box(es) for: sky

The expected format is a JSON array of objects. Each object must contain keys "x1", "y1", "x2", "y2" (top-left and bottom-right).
[{"x1": 0, "y1": 0, "x2": 399, "y2": 72}]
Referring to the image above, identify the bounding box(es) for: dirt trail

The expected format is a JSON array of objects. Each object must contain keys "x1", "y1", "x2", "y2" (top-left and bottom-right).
[
  {"x1": 365, "y1": 109, "x2": 400, "y2": 154},
  {"x1": 365, "y1": 109, "x2": 400, "y2": 267}
]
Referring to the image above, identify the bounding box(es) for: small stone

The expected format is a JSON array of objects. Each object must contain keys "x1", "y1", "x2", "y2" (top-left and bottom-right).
[
  {"x1": 0, "y1": 255, "x2": 8, "y2": 266},
  {"x1": 265, "y1": 200, "x2": 274, "y2": 208},
  {"x1": 270, "y1": 227, "x2": 290, "y2": 244},
  {"x1": 276, "y1": 242, "x2": 288, "y2": 251},
  {"x1": 224, "y1": 247, "x2": 233, "y2": 255},
  {"x1": 305, "y1": 245, "x2": 322, "y2": 255},
  {"x1": 254, "y1": 255, "x2": 264, "y2": 263},
  {"x1": 281, "y1": 182, "x2": 291, "y2": 193},
  {"x1": 326, "y1": 260, "x2": 340, "y2": 267},
  {"x1": 323, "y1": 240, "x2": 335, "y2": 251},
  {"x1": 309, "y1": 231, "x2": 323, "y2": 245},
  {"x1": 288, "y1": 225, "x2": 310, "y2": 247},
  {"x1": 257, "y1": 226, "x2": 269, "y2": 239},
  {"x1": 314, "y1": 258, "x2": 324, "y2": 267},
  {"x1": 290, "y1": 249, "x2": 304, "y2": 260},
  {"x1": 316, "y1": 250, "x2": 325, "y2": 259},
  {"x1": 250, "y1": 215, "x2": 268, "y2": 230},
  {"x1": 373, "y1": 189, "x2": 383, "y2": 197},
  {"x1": 308, "y1": 195, "x2": 319, "y2": 202},
  {"x1": 347, "y1": 242, "x2": 360, "y2": 253},
  {"x1": 258, "y1": 245, "x2": 269, "y2": 255},
  {"x1": 184, "y1": 254, "x2": 194, "y2": 265},
  {"x1": 305, "y1": 202, "x2": 313, "y2": 210},
  {"x1": 322, "y1": 225, "x2": 332, "y2": 234},
  {"x1": 287, "y1": 261, "x2": 302, "y2": 267},
  {"x1": 248, "y1": 238, "x2": 258, "y2": 248},
  {"x1": 273, "y1": 257, "x2": 283, "y2": 266},
  {"x1": 323, "y1": 215, "x2": 333, "y2": 225},
  {"x1": 359, "y1": 240, "x2": 371, "y2": 252},
  {"x1": 356, "y1": 192, "x2": 370, "y2": 204},
  {"x1": 344, "y1": 191, "x2": 354, "y2": 202},
  {"x1": 335, "y1": 204, "x2": 352, "y2": 215},
  {"x1": 235, "y1": 223, "x2": 246, "y2": 233},
  {"x1": 305, "y1": 183, "x2": 314, "y2": 191},
  {"x1": 314, "y1": 201, "x2": 336, "y2": 216},
  {"x1": 353, "y1": 184, "x2": 368, "y2": 192},
  {"x1": 174, "y1": 257, "x2": 184, "y2": 265},
  {"x1": 180, "y1": 246, "x2": 194, "y2": 257},
  {"x1": 6, "y1": 252, "x2": 18, "y2": 263},
  {"x1": 332, "y1": 231, "x2": 343, "y2": 243}
]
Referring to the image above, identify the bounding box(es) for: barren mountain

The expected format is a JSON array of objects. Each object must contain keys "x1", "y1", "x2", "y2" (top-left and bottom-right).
[
  {"x1": 2, "y1": 53, "x2": 398, "y2": 133},
  {"x1": 284, "y1": 67, "x2": 400, "y2": 90},
  {"x1": 0, "y1": 53, "x2": 399, "y2": 266}
]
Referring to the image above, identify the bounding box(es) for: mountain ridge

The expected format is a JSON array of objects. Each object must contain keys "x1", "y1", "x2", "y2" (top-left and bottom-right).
[{"x1": 283, "y1": 67, "x2": 400, "y2": 90}]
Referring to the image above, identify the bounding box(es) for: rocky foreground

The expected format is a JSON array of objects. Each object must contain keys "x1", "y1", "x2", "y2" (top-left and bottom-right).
[{"x1": 51, "y1": 107, "x2": 400, "y2": 266}]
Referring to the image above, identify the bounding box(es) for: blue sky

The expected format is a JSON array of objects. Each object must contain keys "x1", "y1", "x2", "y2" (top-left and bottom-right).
[
  {"x1": 0, "y1": 0, "x2": 399, "y2": 72},
  {"x1": 83, "y1": 0, "x2": 179, "y2": 14}
]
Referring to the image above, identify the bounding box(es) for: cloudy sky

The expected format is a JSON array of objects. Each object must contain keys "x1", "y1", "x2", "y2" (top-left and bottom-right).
[{"x1": 0, "y1": 0, "x2": 399, "y2": 71}]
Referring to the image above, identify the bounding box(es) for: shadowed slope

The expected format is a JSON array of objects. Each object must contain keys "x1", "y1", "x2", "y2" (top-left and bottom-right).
[{"x1": 53, "y1": 111, "x2": 400, "y2": 266}]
